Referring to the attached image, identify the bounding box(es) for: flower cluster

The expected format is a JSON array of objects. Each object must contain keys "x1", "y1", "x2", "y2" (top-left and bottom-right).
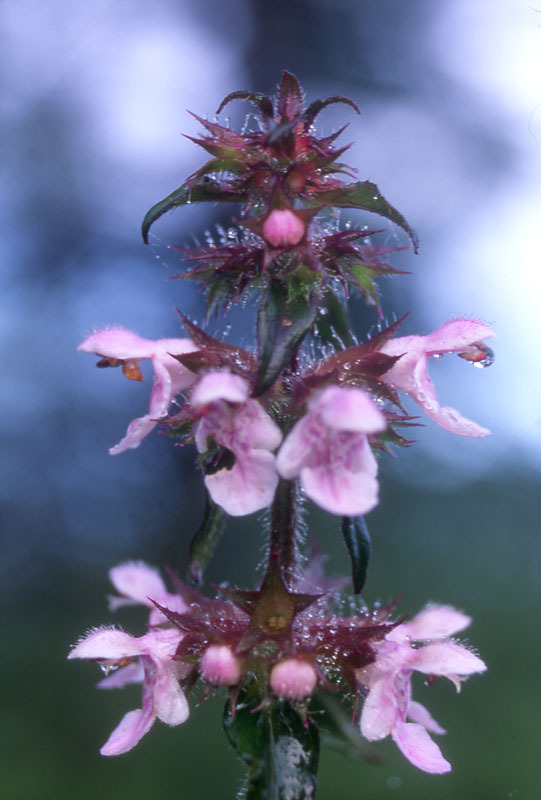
[
  {"x1": 70, "y1": 564, "x2": 485, "y2": 771},
  {"x1": 72, "y1": 72, "x2": 492, "y2": 789}
]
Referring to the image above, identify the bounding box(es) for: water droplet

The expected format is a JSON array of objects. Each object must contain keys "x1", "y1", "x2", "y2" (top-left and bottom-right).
[
  {"x1": 344, "y1": 220, "x2": 352, "y2": 230},
  {"x1": 458, "y1": 342, "x2": 495, "y2": 368},
  {"x1": 473, "y1": 346, "x2": 495, "y2": 368},
  {"x1": 99, "y1": 662, "x2": 118, "y2": 677},
  {"x1": 431, "y1": 352, "x2": 444, "y2": 360}
]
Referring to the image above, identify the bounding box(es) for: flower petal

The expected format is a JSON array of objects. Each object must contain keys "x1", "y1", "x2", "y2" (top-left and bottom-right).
[
  {"x1": 423, "y1": 320, "x2": 496, "y2": 354},
  {"x1": 316, "y1": 386, "x2": 386, "y2": 434},
  {"x1": 191, "y1": 371, "x2": 249, "y2": 407},
  {"x1": 100, "y1": 708, "x2": 155, "y2": 756},
  {"x1": 109, "y1": 562, "x2": 167, "y2": 606},
  {"x1": 152, "y1": 668, "x2": 190, "y2": 726},
  {"x1": 98, "y1": 661, "x2": 144, "y2": 689},
  {"x1": 300, "y1": 462, "x2": 379, "y2": 516},
  {"x1": 360, "y1": 676, "x2": 398, "y2": 741},
  {"x1": 68, "y1": 628, "x2": 144, "y2": 660},
  {"x1": 235, "y1": 399, "x2": 283, "y2": 451},
  {"x1": 409, "y1": 641, "x2": 487, "y2": 678},
  {"x1": 204, "y1": 449, "x2": 278, "y2": 516},
  {"x1": 392, "y1": 721, "x2": 451, "y2": 774},
  {"x1": 388, "y1": 605, "x2": 472, "y2": 643},
  {"x1": 407, "y1": 700, "x2": 446, "y2": 735},
  {"x1": 78, "y1": 329, "x2": 157, "y2": 359},
  {"x1": 276, "y1": 415, "x2": 314, "y2": 479},
  {"x1": 109, "y1": 414, "x2": 160, "y2": 455}
]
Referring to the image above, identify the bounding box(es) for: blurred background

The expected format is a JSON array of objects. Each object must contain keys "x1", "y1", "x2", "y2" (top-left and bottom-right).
[{"x1": 1, "y1": 0, "x2": 540, "y2": 798}]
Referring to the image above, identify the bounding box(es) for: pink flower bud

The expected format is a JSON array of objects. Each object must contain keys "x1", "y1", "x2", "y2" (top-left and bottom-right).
[
  {"x1": 270, "y1": 658, "x2": 317, "y2": 700},
  {"x1": 200, "y1": 645, "x2": 242, "y2": 686},
  {"x1": 262, "y1": 209, "x2": 305, "y2": 248}
]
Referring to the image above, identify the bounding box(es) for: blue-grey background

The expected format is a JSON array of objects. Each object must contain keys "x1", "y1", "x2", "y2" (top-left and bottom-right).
[{"x1": 2, "y1": 1, "x2": 539, "y2": 798}]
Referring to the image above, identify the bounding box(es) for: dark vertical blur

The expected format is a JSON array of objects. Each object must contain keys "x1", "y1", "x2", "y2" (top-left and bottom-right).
[{"x1": 2, "y1": 0, "x2": 538, "y2": 798}]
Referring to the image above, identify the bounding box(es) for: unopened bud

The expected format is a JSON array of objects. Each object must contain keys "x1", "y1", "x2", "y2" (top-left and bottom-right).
[
  {"x1": 200, "y1": 644, "x2": 242, "y2": 686},
  {"x1": 262, "y1": 209, "x2": 305, "y2": 248},
  {"x1": 270, "y1": 658, "x2": 317, "y2": 700}
]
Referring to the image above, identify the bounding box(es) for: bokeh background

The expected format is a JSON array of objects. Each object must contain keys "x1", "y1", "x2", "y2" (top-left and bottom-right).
[{"x1": 2, "y1": 1, "x2": 540, "y2": 798}]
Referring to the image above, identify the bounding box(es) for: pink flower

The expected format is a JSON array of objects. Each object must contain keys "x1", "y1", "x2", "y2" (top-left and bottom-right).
[
  {"x1": 78, "y1": 328, "x2": 197, "y2": 454},
  {"x1": 192, "y1": 371, "x2": 283, "y2": 516},
  {"x1": 270, "y1": 658, "x2": 318, "y2": 700},
  {"x1": 358, "y1": 605, "x2": 487, "y2": 774},
  {"x1": 276, "y1": 386, "x2": 386, "y2": 515},
  {"x1": 262, "y1": 209, "x2": 305, "y2": 248},
  {"x1": 107, "y1": 561, "x2": 188, "y2": 626},
  {"x1": 380, "y1": 319, "x2": 496, "y2": 437},
  {"x1": 68, "y1": 626, "x2": 190, "y2": 755},
  {"x1": 200, "y1": 645, "x2": 243, "y2": 686}
]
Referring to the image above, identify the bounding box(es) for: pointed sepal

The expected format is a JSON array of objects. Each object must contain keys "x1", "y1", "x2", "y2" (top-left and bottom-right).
[{"x1": 277, "y1": 71, "x2": 304, "y2": 121}]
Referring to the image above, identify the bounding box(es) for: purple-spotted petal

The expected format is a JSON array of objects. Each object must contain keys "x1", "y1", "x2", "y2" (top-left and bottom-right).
[
  {"x1": 235, "y1": 399, "x2": 282, "y2": 451},
  {"x1": 100, "y1": 708, "x2": 155, "y2": 756},
  {"x1": 300, "y1": 462, "x2": 379, "y2": 516},
  {"x1": 392, "y1": 721, "x2": 451, "y2": 774}
]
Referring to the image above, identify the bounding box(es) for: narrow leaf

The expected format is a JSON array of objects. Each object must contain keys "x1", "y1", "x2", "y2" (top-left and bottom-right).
[
  {"x1": 341, "y1": 515, "x2": 372, "y2": 594},
  {"x1": 316, "y1": 181, "x2": 419, "y2": 252},
  {"x1": 188, "y1": 495, "x2": 225, "y2": 585},
  {"x1": 216, "y1": 90, "x2": 274, "y2": 119},
  {"x1": 254, "y1": 280, "x2": 317, "y2": 396},
  {"x1": 314, "y1": 290, "x2": 355, "y2": 349},
  {"x1": 303, "y1": 96, "x2": 360, "y2": 129},
  {"x1": 142, "y1": 177, "x2": 247, "y2": 243}
]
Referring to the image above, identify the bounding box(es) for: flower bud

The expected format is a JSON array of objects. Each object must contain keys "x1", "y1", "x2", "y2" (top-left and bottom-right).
[
  {"x1": 270, "y1": 658, "x2": 317, "y2": 700},
  {"x1": 262, "y1": 209, "x2": 305, "y2": 248},
  {"x1": 200, "y1": 644, "x2": 242, "y2": 686}
]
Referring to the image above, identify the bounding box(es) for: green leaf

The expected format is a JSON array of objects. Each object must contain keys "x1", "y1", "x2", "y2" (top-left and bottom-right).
[
  {"x1": 341, "y1": 516, "x2": 372, "y2": 594},
  {"x1": 188, "y1": 495, "x2": 226, "y2": 585},
  {"x1": 254, "y1": 279, "x2": 317, "y2": 396},
  {"x1": 142, "y1": 173, "x2": 247, "y2": 243},
  {"x1": 316, "y1": 181, "x2": 419, "y2": 252},
  {"x1": 303, "y1": 95, "x2": 360, "y2": 129},
  {"x1": 314, "y1": 290, "x2": 355, "y2": 349},
  {"x1": 224, "y1": 691, "x2": 320, "y2": 800},
  {"x1": 216, "y1": 90, "x2": 274, "y2": 119}
]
